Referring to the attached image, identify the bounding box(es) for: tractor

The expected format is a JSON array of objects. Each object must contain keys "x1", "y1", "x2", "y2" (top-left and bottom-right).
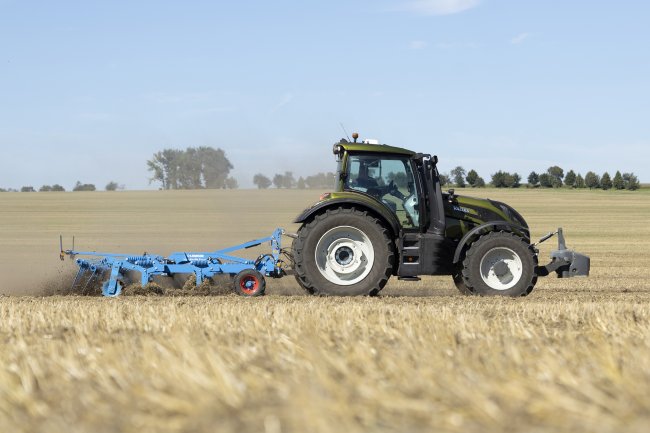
[{"x1": 291, "y1": 134, "x2": 590, "y2": 296}]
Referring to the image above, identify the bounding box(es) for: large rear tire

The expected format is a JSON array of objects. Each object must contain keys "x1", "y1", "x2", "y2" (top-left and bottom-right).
[
  {"x1": 458, "y1": 231, "x2": 538, "y2": 297},
  {"x1": 292, "y1": 207, "x2": 395, "y2": 296}
]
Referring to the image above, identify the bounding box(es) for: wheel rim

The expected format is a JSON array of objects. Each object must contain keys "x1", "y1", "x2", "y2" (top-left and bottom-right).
[
  {"x1": 315, "y1": 226, "x2": 375, "y2": 286},
  {"x1": 479, "y1": 247, "x2": 523, "y2": 290},
  {"x1": 240, "y1": 275, "x2": 259, "y2": 294}
]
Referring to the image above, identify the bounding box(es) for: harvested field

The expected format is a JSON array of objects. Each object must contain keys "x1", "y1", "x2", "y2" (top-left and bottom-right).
[{"x1": 1, "y1": 188, "x2": 650, "y2": 432}]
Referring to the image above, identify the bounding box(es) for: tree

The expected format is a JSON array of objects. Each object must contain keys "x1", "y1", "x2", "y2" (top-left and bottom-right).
[
  {"x1": 585, "y1": 171, "x2": 600, "y2": 189},
  {"x1": 273, "y1": 174, "x2": 284, "y2": 189},
  {"x1": 600, "y1": 172, "x2": 612, "y2": 190},
  {"x1": 623, "y1": 173, "x2": 640, "y2": 191},
  {"x1": 439, "y1": 173, "x2": 451, "y2": 187},
  {"x1": 282, "y1": 171, "x2": 296, "y2": 188},
  {"x1": 21, "y1": 186, "x2": 35, "y2": 192},
  {"x1": 474, "y1": 176, "x2": 486, "y2": 187},
  {"x1": 613, "y1": 171, "x2": 625, "y2": 190},
  {"x1": 297, "y1": 177, "x2": 306, "y2": 189},
  {"x1": 224, "y1": 177, "x2": 238, "y2": 189},
  {"x1": 387, "y1": 172, "x2": 409, "y2": 188},
  {"x1": 305, "y1": 172, "x2": 336, "y2": 189},
  {"x1": 538, "y1": 173, "x2": 553, "y2": 188},
  {"x1": 39, "y1": 185, "x2": 52, "y2": 192},
  {"x1": 451, "y1": 166, "x2": 466, "y2": 188},
  {"x1": 73, "y1": 181, "x2": 96, "y2": 191},
  {"x1": 527, "y1": 171, "x2": 539, "y2": 188},
  {"x1": 465, "y1": 169, "x2": 479, "y2": 187},
  {"x1": 105, "y1": 181, "x2": 119, "y2": 191},
  {"x1": 575, "y1": 174, "x2": 585, "y2": 188},
  {"x1": 253, "y1": 173, "x2": 272, "y2": 189},
  {"x1": 547, "y1": 166, "x2": 564, "y2": 187},
  {"x1": 491, "y1": 171, "x2": 521, "y2": 188},
  {"x1": 564, "y1": 170, "x2": 577, "y2": 188},
  {"x1": 147, "y1": 146, "x2": 233, "y2": 189},
  {"x1": 491, "y1": 171, "x2": 508, "y2": 188}
]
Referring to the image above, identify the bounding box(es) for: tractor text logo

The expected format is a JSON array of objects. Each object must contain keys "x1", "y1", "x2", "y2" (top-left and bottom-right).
[{"x1": 453, "y1": 205, "x2": 472, "y2": 214}]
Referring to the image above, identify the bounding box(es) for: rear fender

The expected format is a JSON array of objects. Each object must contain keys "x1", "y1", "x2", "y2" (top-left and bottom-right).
[{"x1": 294, "y1": 196, "x2": 401, "y2": 237}]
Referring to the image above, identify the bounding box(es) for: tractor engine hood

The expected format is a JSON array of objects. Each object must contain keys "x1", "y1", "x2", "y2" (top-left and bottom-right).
[{"x1": 443, "y1": 193, "x2": 529, "y2": 230}]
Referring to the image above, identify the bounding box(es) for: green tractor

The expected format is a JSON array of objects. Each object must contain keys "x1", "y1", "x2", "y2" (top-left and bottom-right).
[{"x1": 292, "y1": 135, "x2": 590, "y2": 297}]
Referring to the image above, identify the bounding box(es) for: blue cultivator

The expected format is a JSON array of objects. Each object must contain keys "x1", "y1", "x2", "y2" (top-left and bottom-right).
[{"x1": 60, "y1": 228, "x2": 290, "y2": 297}]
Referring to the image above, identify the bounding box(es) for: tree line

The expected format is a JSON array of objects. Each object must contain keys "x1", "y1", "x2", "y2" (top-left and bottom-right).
[
  {"x1": 439, "y1": 166, "x2": 641, "y2": 191},
  {"x1": 252, "y1": 172, "x2": 336, "y2": 189},
  {"x1": 1, "y1": 181, "x2": 124, "y2": 193}
]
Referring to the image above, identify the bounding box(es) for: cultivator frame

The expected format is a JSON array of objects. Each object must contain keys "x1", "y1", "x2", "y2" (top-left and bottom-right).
[{"x1": 60, "y1": 228, "x2": 289, "y2": 296}]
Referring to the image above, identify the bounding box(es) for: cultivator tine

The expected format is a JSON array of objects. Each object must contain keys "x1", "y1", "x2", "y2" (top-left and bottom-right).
[
  {"x1": 83, "y1": 269, "x2": 99, "y2": 292},
  {"x1": 71, "y1": 267, "x2": 85, "y2": 291}
]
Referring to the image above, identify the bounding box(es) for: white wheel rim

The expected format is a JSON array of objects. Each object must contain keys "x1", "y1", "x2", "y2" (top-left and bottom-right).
[
  {"x1": 315, "y1": 226, "x2": 375, "y2": 286},
  {"x1": 479, "y1": 247, "x2": 523, "y2": 291}
]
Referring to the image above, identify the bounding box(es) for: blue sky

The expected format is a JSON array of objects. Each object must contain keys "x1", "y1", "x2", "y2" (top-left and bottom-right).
[{"x1": 1, "y1": 0, "x2": 649, "y2": 189}]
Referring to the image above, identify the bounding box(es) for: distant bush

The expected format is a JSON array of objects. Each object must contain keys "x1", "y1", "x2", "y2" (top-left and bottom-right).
[{"x1": 73, "y1": 181, "x2": 96, "y2": 192}]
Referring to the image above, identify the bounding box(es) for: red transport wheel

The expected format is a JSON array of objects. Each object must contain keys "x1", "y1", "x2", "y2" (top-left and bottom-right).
[{"x1": 233, "y1": 269, "x2": 266, "y2": 297}]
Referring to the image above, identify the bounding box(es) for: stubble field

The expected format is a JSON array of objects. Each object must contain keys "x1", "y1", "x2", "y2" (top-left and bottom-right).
[{"x1": 1, "y1": 188, "x2": 649, "y2": 432}]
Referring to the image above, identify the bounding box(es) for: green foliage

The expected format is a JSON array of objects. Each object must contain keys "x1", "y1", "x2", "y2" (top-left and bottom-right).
[
  {"x1": 105, "y1": 181, "x2": 120, "y2": 191},
  {"x1": 387, "y1": 171, "x2": 408, "y2": 188},
  {"x1": 39, "y1": 185, "x2": 52, "y2": 192},
  {"x1": 613, "y1": 171, "x2": 625, "y2": 190},
  {"x1": 450, "y1": 166, "x2": 466, "y2": 188},
  {"x1": 253, "y1": 174, "x2": 272, "y2": 189},
  {"x1": 547, "y1": 166, "x2": 564, "y2": 187},
  {"x1": 623, "y1": 173, "x2": 640, "y2": 191},
  {"x1": 564, "y1": 170, "x2": 577, "y2": 188},
  {"x1": 539, "y1": 173, "x2": 552, "y2": 188},
  {"x1": 224, "y1": 177, "x2": 238, "y2": 189},
  {"x1": 527, "y1": 171, "x2": 539, "y2": 187},
  {"x1": 465, "y1": 169, "x2": 478, "y2": 186},
  {"x1": 439, "y1": 173, "x2": 451, "y2": 186},
  {"x1": 297, "y1": 177, "x2": 306, "y2": 189},
  {"x1": 147, "y1": 147, "x2": 233, "y2": 189},
  {"x1": 575, "y1": 174, "x2": 585, "y2": 188},
  {"x1": 600, "y1": 172, "x2": 612, "y2": 190},
  {"x1": 474, "y1": 176, "x2": 486, "y2": 187},
  {"x1": 305, "y1": 172, "x2": 336, "y2": 189},
  {"x1": 20, "y1": 186, "x2": 35, "y2": 192},
  {"x1": 491, "y1": 171, "x2": 521, "y2": 188},
  {"x1": 73, "y1": 182, "x2": 96, "y2": 192},
  {"x1": 273, "y1": 172, "x2": 296, "y2": 189},
  {"x1": 585, "y1": 171, "x2": 600, "y2": 189}
]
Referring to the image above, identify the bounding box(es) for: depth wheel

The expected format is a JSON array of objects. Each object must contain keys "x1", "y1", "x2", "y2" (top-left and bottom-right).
[
  {"x1": 233, "y1": 269, "x2": 266, "y2": 297},
  {"x1": 292, "y1": 207, "x2": 395, "y2": 296},
  {"x1": 459, "y1": 231, "x2": 538, "y2": 297}
]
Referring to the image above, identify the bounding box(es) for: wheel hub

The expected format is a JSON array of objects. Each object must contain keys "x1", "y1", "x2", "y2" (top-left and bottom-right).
[
  {"x1": 315, "y1": 226, "x2": 375, "y2": 286},
  {"x1": 334, "y1": 246, "x2": 354, "y2": 266},
  {"x1": 479, "y1": 247, "x2": 523, "y2": 291}
]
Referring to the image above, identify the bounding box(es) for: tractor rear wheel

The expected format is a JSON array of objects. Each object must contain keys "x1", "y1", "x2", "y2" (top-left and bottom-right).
[
  {"x1": 292, "y1": 207, "x2": 395, "y2": 296},
  {"x1": 458, "y1": 231, "x2": 538, "y2": 297}
]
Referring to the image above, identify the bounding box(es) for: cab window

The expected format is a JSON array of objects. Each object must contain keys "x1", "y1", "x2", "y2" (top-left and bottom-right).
[{"x1": 345, "y1": 155, "x2": 420, "y2": 228}]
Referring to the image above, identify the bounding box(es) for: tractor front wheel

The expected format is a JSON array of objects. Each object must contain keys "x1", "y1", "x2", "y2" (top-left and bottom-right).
[
  {"x1": 292, "y1": 207, "x2": 395, "y2": 296},
  {"x1": 457, "y1": 231, "x2": 538, "y2": 297}
]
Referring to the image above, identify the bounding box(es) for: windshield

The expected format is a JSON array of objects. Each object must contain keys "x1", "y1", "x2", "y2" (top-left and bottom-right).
[{"x1": 345, "y1": 155, "x2": 419, "y2": 228}]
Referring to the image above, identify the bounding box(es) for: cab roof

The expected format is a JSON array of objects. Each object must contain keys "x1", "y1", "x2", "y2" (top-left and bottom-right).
[{"x1": 336, "y1": 140, "x2": 415, "y2": 156}]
